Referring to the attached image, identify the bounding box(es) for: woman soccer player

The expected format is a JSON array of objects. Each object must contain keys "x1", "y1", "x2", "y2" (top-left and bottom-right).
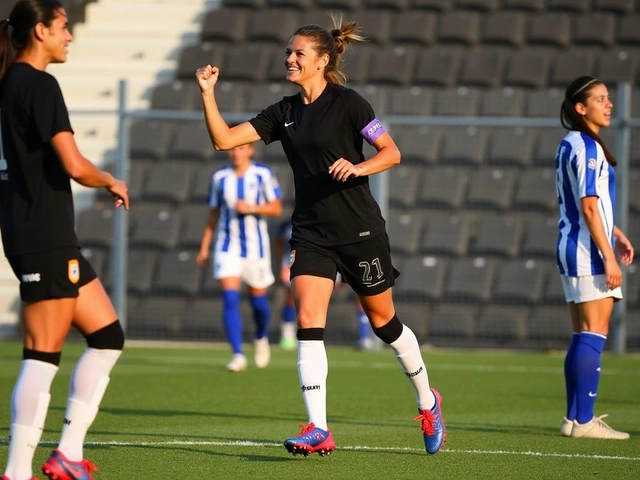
[
  {"x1": 196, "y1": 14, "x2": 445, "y2": 455},
  {"x1": 556, "y1": 76, "x2": 633, "y2": 439},
  {"x1": 196, "y1": 142, "x2": 282, "y2": 372},
  {"x1": 0, "y1": 1, "x2": 129, "y2": 479}
]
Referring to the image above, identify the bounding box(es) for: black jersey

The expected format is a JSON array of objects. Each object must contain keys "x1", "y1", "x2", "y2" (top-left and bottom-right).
[
  {"x1": 249, "y1": 82, "x2": 386, "y2": 247},
  {"x1": 0, "y1": 63, "x2": 77, "y2": 256}
]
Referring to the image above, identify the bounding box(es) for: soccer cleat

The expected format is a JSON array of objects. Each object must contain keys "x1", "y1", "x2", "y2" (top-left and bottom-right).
[
  {"x1": 1, "y1": 476, "x2": 40, "y2": 480},
  {"x1": 571, "y1": 415, "x2": 630, "y2": 440},
  {"x1": 254, "y1": 337, "x2": 271, "y2": 368},
  {"x1": 560, "y1": 417, "x2": 574, "y2": 437},
  {"x1": 415, "y1": 388, "x2": 447, "y2": 454},
  {"x1": 226, "y1": 353, "x2": 248, "y2": 372},
  {"x1": 42, "y1": 449, "x2": 98, "y2": 480},
  {"x1": 283, "y1": 423, "x2": 335, "y2": 457},
  {"x1": 280, "y1": 337, "x2": 297, "y2": 351}
]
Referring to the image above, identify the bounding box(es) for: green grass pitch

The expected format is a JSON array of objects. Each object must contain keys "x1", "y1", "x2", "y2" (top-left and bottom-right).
[{"x1": 1, "y1": 341, "x2": 639, "y2": 479}]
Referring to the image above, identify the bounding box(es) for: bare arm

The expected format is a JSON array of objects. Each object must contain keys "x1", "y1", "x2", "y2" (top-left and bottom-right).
[
  {"x1": 614, "y1": 225, "x2": 634, "y2": 266},
  {"x1": 196, "y1": 65, "x2": 261, "y2": 150},
  {"x1": 51, "y1": 131, "x2": 129, "y2": 209},
  {"x1": 582, "y1": 196, "x2": 621, "y2": 288},
  {"x1": 328, "y1": 132, "x2": 401, "y2": 182},
  {"x1": 196, "y1": 208, "x2": 220, "y2": 267},
  {"x1": 235, "y1": 199, "x2": 282, "y2": 217}
]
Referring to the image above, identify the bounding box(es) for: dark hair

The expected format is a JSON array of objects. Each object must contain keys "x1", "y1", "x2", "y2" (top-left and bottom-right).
[
  {"x1": 0, "y1": 0, "x2": 63, "y2": 80},
  {"x1": 292, "y1": 12, "x2": 365, "y2": 86},
  {"x1": 561, "y1": 75, "x2": 616, "y2": 166}
]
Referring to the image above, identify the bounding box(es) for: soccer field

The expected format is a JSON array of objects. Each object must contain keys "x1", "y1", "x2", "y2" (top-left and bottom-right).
[{"x1": 1, "y1": 341, "x2": 639, "y2": 479}]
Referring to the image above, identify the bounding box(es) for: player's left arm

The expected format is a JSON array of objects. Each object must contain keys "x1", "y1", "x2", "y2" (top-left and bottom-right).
[{"x1": 613, "y1": 226, "x2": 634, "y2": 266}]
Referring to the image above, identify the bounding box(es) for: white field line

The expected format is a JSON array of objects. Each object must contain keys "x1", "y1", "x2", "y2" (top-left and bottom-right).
[{"x1": 1, "y1": 439, "x2": 637, "y2": 461}]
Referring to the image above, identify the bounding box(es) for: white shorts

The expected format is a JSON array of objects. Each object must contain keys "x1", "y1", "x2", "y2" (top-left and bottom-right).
[
  {"x1": 213, "y1": 252, "x2": 275, "y2": 289},
  {"x1": 560, "y1": 274, "x2": 623, "y2": 304}
]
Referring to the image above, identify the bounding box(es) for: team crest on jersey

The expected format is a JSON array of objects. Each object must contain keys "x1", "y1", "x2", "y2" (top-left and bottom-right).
[
  {"x1": 587, "y1": 158, "x2": 597, "y2": 170},
  {"x1": 68, "y1": 259, "x2": 80, "y2": 284},
  {"x1": 289, "y1": 250, "x2": 296, "y2": 268}
]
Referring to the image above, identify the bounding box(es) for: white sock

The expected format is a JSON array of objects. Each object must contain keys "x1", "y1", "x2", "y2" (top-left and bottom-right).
[
  {"x1": 297, "y1": 340, "x2": 328, "y2": 431},
  {"x1": 57, "y1": 348, "x2": 121, "y2": 461},
  {"x1": 282, "y1": 322, "x2": 296, "y2": 340},
  {"x1": 389, "y1": 325, "x2": 435, "y2": 411},
  {"x1": 4, "y1": 359, "x2": 58, "y2": 480}
]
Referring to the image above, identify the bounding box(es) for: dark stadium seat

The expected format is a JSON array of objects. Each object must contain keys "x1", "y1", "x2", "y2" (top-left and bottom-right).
[
  {"x1": 179, "y1": 204, "x2": 211, "y2": 250},
  {"x1": 201, "y1": 8, "x2": 248, "y2": 44},
  {"x1": 429, "y1": 304, "x2": 477, "y2": 338},
  {"x1": 247, "y1": 9, "x2": 300, "y2": 44},
  {"x1": 223, "y1": 43, "x2": 272, "y2": 82},
  {"x1": 630, "y1": 169, "x2": 640, "y2": 214},
  {"x1": 81, "y1": 247, "x2": 107, "y2": 280},
  {"x1": 176, "y1": 43, "x2": 225, "y2": 81},
  {"x1": 574, "y1": 13, "x2": 616, "y2": 48},
  {"x1": 341, "y1": 44, "x2": 374, "y2": 84},
  {"x1": 480, "y1": 87, "x2": 526, "y2": 117},
  {"x1": 410, "y1": 0, "x2": 453, "y2": 11},
  {"x1": 268, "y1": 0, "x2": 314, "y2": 9},
  {"x1": 387, "y1": 86, "x2": 434, "y2": 115},
  {"x1": 435, "y1": 87, "x2": 481, "y2": 116},
  {"x1": 525, "y1": 89, "x2": 564, "y2": 117},
  {"x1": 128, "y1": 297, "x2": 187, "y2": 337},
  {"x1": 170, "y1": 123, "x2": 215, "y2": 162},
  {"x1": 77, "y1": 208, "x2": 114, "y2": 249},
  {"x1": 182, "y1": 298, "x2": 224, "y2": 338},
  {"x1": 394, "y1": 303, "x2": 428, "y2": 340},
  {"x1": 152, "y1": 250, "x2": 202, "y2": 297},
  {"x1": 532, "y1": 128, "x2": 563, "y2": 165},
  {"x1": 245, "y1": 83, "x2": 297, "y2": 113},
  {"x1": 350, "y1": 11, "x2": 393, "y2": 45},
  {"x1": 547, "y1": 0, "x2": 591, "y2": 13},
  {"x1": 129, "y1": 120, "x2": 174, "y2": 160},
  {"x1": 504, "y1": 48, "x2": 551, "y2": 89},
  {"x1": 437, "y1": 11, "x2": 481, "y2": 46},
  {"x1": 549, "y1": 49, "x2": 597, "y2": 87},
  {"x1": 103, "y1": 248, "x2": 158, "y2": 297},
  {"x1": 595, "y1": 0, "x2": 635, "y2": 13},
  {"x1": 476, "y1": 306, "x2": 528, "y2": 341},
  {"x1": 413, "y1": 47, "x2": 463, "y2": 87},
  {"x1": 150, "y1": 81, "x2": 200, "y2": 111},
  {"x1": 366, "y1": 0, "x2": 411, "y2": 11},
  {"x1": 393, "y1": 126, "x2": 442, "y2": 164},
  {"x1": 190, "y1": 163, "x2": 218, "y2": 204},
  {"x1": 389, "y1": 165, "x2": 424, "y2": 208},
  {"x1": 502, "y1": 0, "x2": 545, "y2": 11},
  {"x1": 419, "y1": 165, "x2": 467, "y2": 209},
  {"x1": 513, "y1": 167, "x2": 557, "y2": 212},
  {"x1": 387, "y1": 209, "x2": 423, "y2": 255},
  {"x1": 482, "y1": 12, "x2": 526, "y2": 47},
  {"x1": 391, "y1": 11, "x2": 437, "y2": 46},
  {"x1": 352, "y1": 84, "x2": 390, "y2": 115},
  {"x1": 97, "y1": 161, "x2": 147, "y2": 204},
  {"x1": 595, "y1": 49, "x2": 638, "y2": 84},
  {"x1": 299, "y1": 9, "x2": 339, "y2": 28},
  {"x1": 544, "y1": 271, "x2": 566, "y2": 305},
  {"x1": 493, "y1": 259, "x2": 550, "y2": 304},
  {"x1": 200, "y1": 266, "x2": 225, "y2": 298},
  {"x1": 368, "y1": 46, "x2": 417, "y2": 86},
  {"x1": 486, "y1": 127, "x2": 534, "y2": 166},
  {"x1": 527, "y1": 13, "x2": 572, "y2": 48},
  {"x1": 458, "y1": 0, "x2": 500, "y2": 11},
  {"x1": 315, "y1": 0, "x2": 363, "y2": 11},
  {"x1": 224, "y1": 0, "x2": 266, "y2": 8},
  {"x1": 214, "y1": 81, "x2": 247, "y2": 112},
  {"x1": 625, "y1": 264, "x2": 640, "y2": 308},
  {"x1": 142, "y1": 162, "x2": 195, "y2": 205},
  {"x1": 472, "y1": 214, "x2": 524, "y2": 257},
  {"x1": 528, "y1": 306, "x2": 573, "y2": 341},
  {"x1": 466, "y1": 167, "x2": 518, "y2": 211},
  {"x1": 130, "y1": 204, "x2": 182, "y2": 251},
  {"x1": 444, "y1": 256, "x2": 498, "y2": 303},
  {"x1": 440, "y1": 126, "x2": 488, "y2": 165},
  {"x1": 458, "y1": 48, "x2": 506, "y2": 88},
  {"x1": 421, "y1": 213, "x2": 472, "y2": 256},
  {"x1": 394, "y1": 255, "x2": 447, "y2": 301},
  {"x1": 618, "y1": 14, "x2": 640, "y2": 44},
  {"x1": 521, "y1": 216, "x2": 558, "y2": 259}
]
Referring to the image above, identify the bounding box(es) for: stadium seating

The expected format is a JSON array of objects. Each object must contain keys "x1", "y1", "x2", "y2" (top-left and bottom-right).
[{"x1": 73, "y1": 0, "x2": 640, "y2": 350}]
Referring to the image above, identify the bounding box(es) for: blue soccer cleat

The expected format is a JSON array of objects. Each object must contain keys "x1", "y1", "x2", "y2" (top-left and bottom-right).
[
  {"x1": 42, "y1": 449, "x2": 98, "y2": 480},
  {"x1": 284, "y1": 423, "x2": 335, "y2": 457},
  {"x1": 414, "y1": 388, "x2": 447, "y2": 454}
]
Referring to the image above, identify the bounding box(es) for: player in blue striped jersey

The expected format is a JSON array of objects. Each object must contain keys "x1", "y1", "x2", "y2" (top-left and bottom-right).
[
  {"x1": 196, "y1": 143, "x2": 282, "y2": 372},
  {"x1": 555, "y1": 76, "x2": 634, "y2": 439}
]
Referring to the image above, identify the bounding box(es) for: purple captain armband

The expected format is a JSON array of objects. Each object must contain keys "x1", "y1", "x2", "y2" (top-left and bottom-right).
[{"x1": 360, "y1": 118, "x2": 386, "y2": 145}]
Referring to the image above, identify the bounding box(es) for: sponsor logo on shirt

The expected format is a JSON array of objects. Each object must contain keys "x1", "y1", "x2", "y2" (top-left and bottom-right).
[
  {"x1": 587, "y1": 158, "x2": 597, "y2": 170},
  {"x1": 21, "y1": 273, "x2": 41, "y2": 283}
]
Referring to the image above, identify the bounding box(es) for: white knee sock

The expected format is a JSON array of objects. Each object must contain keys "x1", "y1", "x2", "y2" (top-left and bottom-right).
[
  {"x1": 4, "y1": 359, "x2": 58, "y2": 480},
  {"x1": 389, "y1": 325, "x2": 435, "y2": 411},
  {"x1": 57, "y1": 348, "x2": 122, "y2": 461},
  {"x1": 297, "y1": 340, "x2": 328, "y2": 431}
]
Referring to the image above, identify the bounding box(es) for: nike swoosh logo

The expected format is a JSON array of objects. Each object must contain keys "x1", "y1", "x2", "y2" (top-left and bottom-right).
[
  {"x1": 284, "y1": 121, "x2": 294, "y2": 127},
  {"x1": 62, "y1": 460, "x2": 84, "y2": 478},
  {"x1": 588, "y1": 392, "x2": 597, "y2": 397}
]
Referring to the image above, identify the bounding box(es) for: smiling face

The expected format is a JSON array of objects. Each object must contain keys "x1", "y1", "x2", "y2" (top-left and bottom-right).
[
  {"x1": 284, "y1": 35, "x2": 327, "y2": 86},
  {"x1": 574, "y1": 83, "x2": 613, "y2": 134},
  {"x1": 42, "y1": 8, "x2": 73, "y2": 64}
]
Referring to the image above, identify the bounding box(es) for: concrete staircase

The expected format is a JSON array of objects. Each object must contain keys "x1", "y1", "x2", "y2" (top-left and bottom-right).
[{"x1": 0, "y1": 0, "x2": 219, "y2": 338}]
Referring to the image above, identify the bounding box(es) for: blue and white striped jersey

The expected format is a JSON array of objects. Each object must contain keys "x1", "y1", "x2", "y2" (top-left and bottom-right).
[
  {"x1": 208, "y1": 162, "x2": 282, "y2": 259},
  {"x1": 555, "y1": 131, "x2": 616, "y2": 277}
]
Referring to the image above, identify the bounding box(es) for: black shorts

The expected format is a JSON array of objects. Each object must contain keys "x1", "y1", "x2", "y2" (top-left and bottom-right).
[
  {"x1": 7, "y1": 247, "x2": 97, "y2": 302},
  {"x1": 289, "y1": 233, "x2": 400, "y2": 296}
]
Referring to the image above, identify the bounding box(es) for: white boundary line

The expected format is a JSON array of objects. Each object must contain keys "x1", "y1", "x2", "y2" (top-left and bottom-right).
[{"x1": 2, "y1": 440, "x2": 637, "y2": 461}]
